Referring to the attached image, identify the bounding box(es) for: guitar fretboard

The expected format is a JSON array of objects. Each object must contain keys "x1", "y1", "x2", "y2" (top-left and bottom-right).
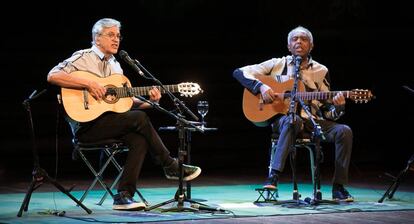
[
  {"x1": 110, "y1": 85, "x2": 178, "y2": 98},
  {"x1": 285, "y1": 91, "x2": 350, "y2": 100}
]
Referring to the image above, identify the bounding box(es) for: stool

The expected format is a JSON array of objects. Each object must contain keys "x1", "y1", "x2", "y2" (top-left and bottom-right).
[
  {"x1": 255, "y1": 132, "x2": 318, "y2": 204},
  {"x1": 73, "y1": 139, "x2": 148, "y2": 206}
]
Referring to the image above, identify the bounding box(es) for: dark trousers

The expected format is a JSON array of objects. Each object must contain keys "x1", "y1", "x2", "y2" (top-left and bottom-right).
[
  {"x1": 76, "y1": 110, "x2": 174, "y2": 195},
  {"x1": 271, "y1": 115, "x2": 353, "y2": 185}
]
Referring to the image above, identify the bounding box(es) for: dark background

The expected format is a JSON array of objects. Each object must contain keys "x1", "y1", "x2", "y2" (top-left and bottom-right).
[{"x1": 1, "y1": 1, "x2": 413, "y2": 182}]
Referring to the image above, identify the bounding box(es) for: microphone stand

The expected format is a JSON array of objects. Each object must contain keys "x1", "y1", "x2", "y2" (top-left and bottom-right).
[
  {"x1": 17, "y1": 89, "x2": 92, "y2": 217},
  {"x1": 378, "y1": 85, "x2": 414, "y2": 203},
  {"x1": 287, "y1": 57, "x2": 304, "y2": 203},
  {"x1": 275, "y1": 56, "x2": 337, "y2": 207},
  {"x1": 289, "y1": 56, "x2": 301, "y2": 123},
  {"x1": 295, "y1": 97, "x2": 338, "y2": 206},
  {"x1": 378, "y1": 154, "x2": 414, "y2": 203},
  {"x1": 128, "y1": 60, "x2": 208, "y2": 212},
  {"x1": 274, "y1": 56, "x2": 310, "y2": 206}
]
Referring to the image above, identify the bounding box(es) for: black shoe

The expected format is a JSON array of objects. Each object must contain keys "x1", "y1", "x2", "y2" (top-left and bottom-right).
[
  {"x1": 263, "y1": 174, "x2": 278, "y2": 190},
  {"x1": 113, "y1": 191, "x2": 146, "y2": 211},
  {"x1": 163, "y1": 159, "x2": 201, "y2": 181},
  {"x1": 332, "y1": 186, "x2": 354, "y2": 202}
]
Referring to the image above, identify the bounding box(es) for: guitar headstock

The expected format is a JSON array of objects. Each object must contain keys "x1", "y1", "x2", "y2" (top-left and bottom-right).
[
  {"x1": 350, "y1": 89, "x2": 374, "y2": 103},
  {"x1": 177, "y1": 82, "x2": 203, "y2": 97}
]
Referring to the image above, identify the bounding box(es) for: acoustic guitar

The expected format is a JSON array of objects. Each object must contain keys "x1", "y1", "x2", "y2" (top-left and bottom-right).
[
  {"x1": 242, "y1": 75, "x2": 373, "y2": 126},
  {"x1": 61, "y1": 71, "x2": 202, "y2": 122}
]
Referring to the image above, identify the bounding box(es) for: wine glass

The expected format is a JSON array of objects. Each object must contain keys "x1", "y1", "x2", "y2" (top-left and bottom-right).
[{"x1": 197, "y1": 100, "x2": 209, "y2": 128}]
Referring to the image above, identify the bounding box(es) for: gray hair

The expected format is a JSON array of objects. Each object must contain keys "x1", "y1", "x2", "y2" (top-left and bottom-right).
[
  {"x1": 287, "y1": 26, "x2": 313, "y2": 45},
  {"x1": 91, "y1": 18, "x2": 121, "y2": 45}
]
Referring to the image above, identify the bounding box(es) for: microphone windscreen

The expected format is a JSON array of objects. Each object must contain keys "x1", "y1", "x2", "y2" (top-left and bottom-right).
[{"x1": 119, "y1": 50, "x2": 128, "y2": 59}]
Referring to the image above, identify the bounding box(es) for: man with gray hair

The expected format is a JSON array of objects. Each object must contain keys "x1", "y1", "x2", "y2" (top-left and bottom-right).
[
  {"x1": 233, "y1": 26, "x2": 354, "y2": 202},
  {"x1": 47, "y1": 18, "x2": 201, "y2": 210}
]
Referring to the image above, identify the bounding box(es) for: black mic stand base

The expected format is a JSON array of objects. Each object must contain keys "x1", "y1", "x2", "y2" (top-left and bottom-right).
[
  {"x1": 307, "y1": 191, "x2": 339, "y2": 206},
  {"x1": 273, "y1": 191, "x2": 310, "y2": 207},
  {"x1": 145, "y1": 121, "x2": 208, "y2": 213},
  {"x1": 17, "y1": 167, "x2": 92, "y2": 217},
  {"x1": 144, "y1": 187, "x2": 206, "y2": 212},
  {"x1": 308, "y1": 199, "x2": 340, "y2": 206},
  {"x1": 274, "y1": 192, "x2": 339, "y2": 207}
]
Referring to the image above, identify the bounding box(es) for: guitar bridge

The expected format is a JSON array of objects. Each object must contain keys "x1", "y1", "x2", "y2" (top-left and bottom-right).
[
  {"x1": 83, "y1": 90, "x2": 89, "y2": 110},
  {"x1": 259, "y1": 95, "x2": 264, "y2": 111}
]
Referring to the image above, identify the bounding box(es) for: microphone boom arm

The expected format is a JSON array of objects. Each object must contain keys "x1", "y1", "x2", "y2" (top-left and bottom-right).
[
  {"x1": 132, "y1": 55, "x2": 199, "y2": 121},
  {"x1": 119, "y1": 50, "x2": 200, "y2": 122},
  {"x1": 134, "y1": 95, "x2": 204, "y2": 133}
]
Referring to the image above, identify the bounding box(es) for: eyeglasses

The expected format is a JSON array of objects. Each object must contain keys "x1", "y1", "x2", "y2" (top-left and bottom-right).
[{"x1": 99, "y1": 32, "x2": 123, "y2": 41}]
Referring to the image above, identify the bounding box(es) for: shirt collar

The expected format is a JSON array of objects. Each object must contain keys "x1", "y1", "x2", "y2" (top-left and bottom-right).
[
  {"x1": 92, "y1": 45, "x2": 116, "y2": 62},
  {"x1": 287, "y1": 55, "x2": 314, "y2": 69}
]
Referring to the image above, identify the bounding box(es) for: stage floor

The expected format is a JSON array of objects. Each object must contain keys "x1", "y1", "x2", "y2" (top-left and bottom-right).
[{"x1": 1, "y1": 168, "x2": 414, "y2": 223}]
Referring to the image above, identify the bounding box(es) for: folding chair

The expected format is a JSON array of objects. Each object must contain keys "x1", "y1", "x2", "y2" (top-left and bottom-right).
[
  {"x1": 72, "y1": 138, "x2": 148, "y2": 206},
  {"x1": 56, "y1": 93, "x2": 148, "y2": 206}
]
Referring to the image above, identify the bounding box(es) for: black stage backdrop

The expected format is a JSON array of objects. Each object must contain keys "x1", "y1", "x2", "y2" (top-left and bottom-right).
[{"x1": 1, "y1": 1, "x2": 413, "y2": 179}]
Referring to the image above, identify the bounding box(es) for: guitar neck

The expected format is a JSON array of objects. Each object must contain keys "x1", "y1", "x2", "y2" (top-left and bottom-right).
[
  {"x1": 114, "y1": 85, "x2": 178, "y2": 98},
  {"x1": 292, "y1": 91, "x2": 351, "y2": 100}
]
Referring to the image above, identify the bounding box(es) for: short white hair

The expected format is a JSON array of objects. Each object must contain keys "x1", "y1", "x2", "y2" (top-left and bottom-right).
[
  {"x1": 91, "y1": 18, "x2": 121, "y2": 45},
  {"x1": 287, "y1": 26, "x2": 313, "y2": 45}
]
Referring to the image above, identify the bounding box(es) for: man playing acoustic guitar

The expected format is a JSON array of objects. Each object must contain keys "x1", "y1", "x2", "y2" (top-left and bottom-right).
[
  {"x1": 233, "y1": 26, "x2": 356, "y2": 202},
  {"x1": 47, "y1": 18, "x2": 201, "y2": 210}
]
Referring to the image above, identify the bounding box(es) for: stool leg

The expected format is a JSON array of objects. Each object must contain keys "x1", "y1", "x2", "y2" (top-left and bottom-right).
[
  {"x1": 303, "y1": 145, "x2": 316, "y2": 187},
  {"x1": 95, "y1": 151, "x2": 117, "y2": 196},
  {"x1": 265, "y1": 139, "x2": 278, "y2": 200},
  {"x1": 98, "y1": 149, "x2": 149, "y2": 206},
  {"x1": 97, "y1": 169, "x2": 122, "y2": 205},
  {"x1": 268, "y1": 139, "x2": 277, "y2": 176},
  {"x1": 80, "y1": 148, "x2": 117, "y2": 204},
  {"x1": 97, "y1": 149, "x2": 120, "y2": 205},
  {"x1": 77, "y1": 150, "x2": 101, "y2": 203},
  {"x1": 136, "y1": 189, "x2": 149, "y2": 206}
]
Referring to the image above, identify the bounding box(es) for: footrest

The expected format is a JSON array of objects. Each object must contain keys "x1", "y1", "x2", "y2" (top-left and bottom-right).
[{"x1": 254, "y1": 188, "x2": 278, "y2": 203}]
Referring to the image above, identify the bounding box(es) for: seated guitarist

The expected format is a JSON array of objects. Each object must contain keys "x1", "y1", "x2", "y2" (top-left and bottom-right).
[
  {"x1": 47, "y1": 18, "x2": 201, "y2": 210},
  {"x1": 233, "y1": 26, "x2": 354, "y2": 202}
]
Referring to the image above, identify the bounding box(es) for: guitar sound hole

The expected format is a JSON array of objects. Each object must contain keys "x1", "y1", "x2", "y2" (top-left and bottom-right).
[{"x1": 104, "y1": 88, "x2": 119, "y2": 104}]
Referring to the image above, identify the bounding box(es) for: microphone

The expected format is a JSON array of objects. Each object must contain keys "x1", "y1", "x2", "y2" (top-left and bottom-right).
[
  {"x1": 294, "y1": 55, "x2": 302, "y2": 78},
  {"x1": 190, "y1": 204, "x2": 226, "y2": 212},
  {"x1": 119, "y1": 50, "x2": 145, "y2": 77},
  {"x1": 295, "y1": 55, "x2": 302, "y2": 68}
]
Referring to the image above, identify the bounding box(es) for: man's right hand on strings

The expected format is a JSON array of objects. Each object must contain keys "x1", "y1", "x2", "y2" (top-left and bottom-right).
[
  {"x1": 87, "y1": 81, "x2": 106, "y2": 100},
  {"x1": 260, "y1": 84, "x2": 276, "y2": 103}
]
